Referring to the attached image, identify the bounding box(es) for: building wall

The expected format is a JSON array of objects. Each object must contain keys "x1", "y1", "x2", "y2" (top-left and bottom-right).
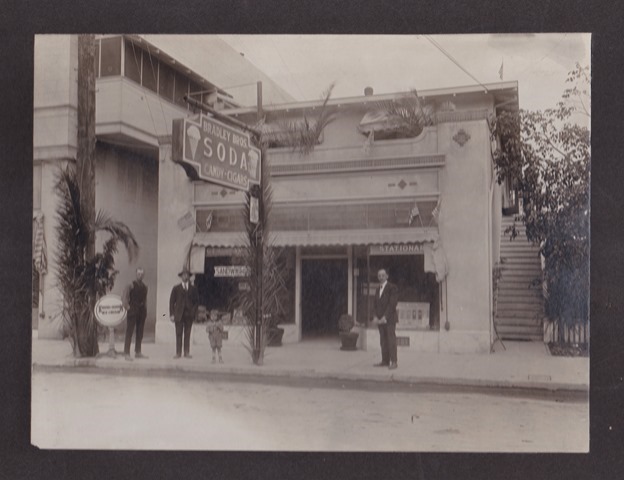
[
  {"x1": 155, "y1": 140, "x2": 197, "y2": 344},
  {"x1": 34, "y1": 35, "x2": 79, "y2": 338},
  {"x1": 437, "y1": 119, "x2": 492, "y2": 353},
  {"x1": 95, "y1": 144, "x2": 159, "y2": 340}
]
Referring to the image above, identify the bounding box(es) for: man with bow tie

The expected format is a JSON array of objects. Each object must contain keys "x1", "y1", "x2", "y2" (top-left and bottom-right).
[
  {"x1": 169, "y1": 267, "x2": 199, "y2": 359},
  {"x1": 372, "y1": 268, "x2": 399, "y2": 369}
]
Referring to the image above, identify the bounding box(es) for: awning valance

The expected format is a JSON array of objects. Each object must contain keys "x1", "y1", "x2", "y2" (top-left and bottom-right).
[{"x1": 192, "y1": 228, "x2": 438, "y2": 248}]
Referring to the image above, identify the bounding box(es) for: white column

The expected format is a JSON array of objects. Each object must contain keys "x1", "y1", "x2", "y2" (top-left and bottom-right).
[{"x1": 155, "y1": 135, "x2": 196, "y2": 344}]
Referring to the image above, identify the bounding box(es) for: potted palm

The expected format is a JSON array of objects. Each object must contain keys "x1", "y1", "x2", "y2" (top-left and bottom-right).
[{"x1": 338, "y1": 314, "x2": 359, "y2": 351}]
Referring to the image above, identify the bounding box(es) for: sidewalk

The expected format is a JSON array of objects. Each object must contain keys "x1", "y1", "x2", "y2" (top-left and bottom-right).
[{"x1": 31, "y1": 334, "x2": 589, "y2": 394}]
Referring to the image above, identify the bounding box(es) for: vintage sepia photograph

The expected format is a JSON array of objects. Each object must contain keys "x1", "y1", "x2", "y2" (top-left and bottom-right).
[{"x1": 30, "y1": 34, "x2": 590, "y2": 452}]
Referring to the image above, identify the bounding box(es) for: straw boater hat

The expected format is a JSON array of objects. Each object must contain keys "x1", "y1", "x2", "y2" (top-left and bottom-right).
[{"x1": 178, "y1": 267, "x2": 191, "y2": 277}]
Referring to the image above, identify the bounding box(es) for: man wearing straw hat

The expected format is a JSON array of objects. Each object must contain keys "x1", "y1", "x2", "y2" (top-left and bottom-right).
[{"x1": 169, "y1": 267, "x2": 199, "y2": 359}]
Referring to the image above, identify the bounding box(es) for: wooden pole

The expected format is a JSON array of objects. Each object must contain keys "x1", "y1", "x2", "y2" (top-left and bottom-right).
[
  {"x1": 77, "y1": 34, "x2": 97, "y2": 261},
  {"x1": 255, "y1": 82, "x2": 264, "y2": 360}
]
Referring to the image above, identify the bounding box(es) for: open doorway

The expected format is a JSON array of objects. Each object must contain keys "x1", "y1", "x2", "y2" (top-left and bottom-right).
[{"x1": 301, "y1": 259, "x2": 348, "y2": 339}]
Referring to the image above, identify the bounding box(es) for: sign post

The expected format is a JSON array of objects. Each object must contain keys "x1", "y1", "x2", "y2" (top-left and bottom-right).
[{"x1": 94, "y1": 294, "x2": 127, "y2": 358}]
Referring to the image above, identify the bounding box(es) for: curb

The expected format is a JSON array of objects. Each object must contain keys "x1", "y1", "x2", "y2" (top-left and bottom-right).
[{"x1": 32, "y1": 359, "x2": 589, "y2": 398}]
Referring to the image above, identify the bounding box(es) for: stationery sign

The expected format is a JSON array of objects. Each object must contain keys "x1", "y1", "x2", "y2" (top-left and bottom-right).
[
  {"x1": 369, "y1": 243, "x2": 424, "y2": 255},
  {"x1": 172, "y1": 114, "x2": 261, "y2": 192}
]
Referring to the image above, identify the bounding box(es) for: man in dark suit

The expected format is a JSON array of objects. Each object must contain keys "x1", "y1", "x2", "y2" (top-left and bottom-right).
[
  {"x1": 169, "y1": 267, "x2": 199, "y2": 359},
  {"x1": 372, "y1": 268, "x2": 399, "y2": 369},
  {"x1": 122, "y1": 267, "x2": 148, "y2": 361}
]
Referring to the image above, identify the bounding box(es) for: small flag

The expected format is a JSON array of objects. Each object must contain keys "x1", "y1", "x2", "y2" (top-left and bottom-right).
[
  {"x1": 431, "y1": 198, "x2": 441, "y2": 223},
  {"x1": 498, "y1": 59, "x2": 504, "y2": 81},
  {"x1": 408, "y1": 202, "x2": 420, "y2": 226}
]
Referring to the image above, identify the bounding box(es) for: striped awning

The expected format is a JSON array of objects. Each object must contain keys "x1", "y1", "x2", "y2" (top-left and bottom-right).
[{"x1": 192, "y1": 228, "x2": 438, "y2": 248}]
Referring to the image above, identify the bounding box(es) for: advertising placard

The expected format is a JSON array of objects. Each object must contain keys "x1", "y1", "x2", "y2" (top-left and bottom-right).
[
  {"x1": 172, "y1": 114, "x2": 261, "y2": 191},
  {"x1": 94, "y1": 294, "x2": 127, "y2": 327}
]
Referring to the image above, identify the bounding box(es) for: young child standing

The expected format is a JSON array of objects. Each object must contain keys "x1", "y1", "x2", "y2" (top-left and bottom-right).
[{"x1": 206, "y1": 309, "x2": 224, "y2": 363}]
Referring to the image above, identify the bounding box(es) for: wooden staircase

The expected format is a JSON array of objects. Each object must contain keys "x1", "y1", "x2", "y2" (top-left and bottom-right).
[{"x1": 494, "y1": 217, "x2": 545, "y2": 341}]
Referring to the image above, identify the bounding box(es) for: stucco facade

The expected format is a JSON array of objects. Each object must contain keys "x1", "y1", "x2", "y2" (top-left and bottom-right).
[
  {"x1": 159, "y1": 85, "x2": 517, "y2": 354},
  {"x1": 33, "y1": 34, "x2": 518, "y2": 355}
]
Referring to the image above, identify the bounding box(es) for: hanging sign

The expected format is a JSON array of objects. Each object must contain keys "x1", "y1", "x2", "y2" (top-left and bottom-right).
[
  {"x1": 172, "y1": 114, "x2": 261, "y2": 192},
  {"x1": 214, "y1": 266, "x2": 251, "y2": 277},
  {"x1": 250, "y1": 196, "x2": 259, "y2": 224}
]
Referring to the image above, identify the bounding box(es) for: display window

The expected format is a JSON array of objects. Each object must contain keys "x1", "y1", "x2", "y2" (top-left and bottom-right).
[
  {"x1": 354, "y1": 246, "x2": 440, "y2": 330},
  {"x1": 194, "y1": 247, "x2": 296, "y2": 326}
]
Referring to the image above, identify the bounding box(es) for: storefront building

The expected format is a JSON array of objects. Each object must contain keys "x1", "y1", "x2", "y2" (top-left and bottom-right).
[
  {"x1": 156, "y1": 83, "x2": 519, "y2": 354},
  {"x1": 33, "y1": 35, "x2": 518, "y2": 354},
  {"x1": 33, "y1": 34, "x2": 293, "y2": 340}
]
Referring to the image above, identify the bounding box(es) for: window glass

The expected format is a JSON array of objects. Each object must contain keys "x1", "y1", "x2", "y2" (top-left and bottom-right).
[
  {"x1": 158, "y1": 63, "x2": 175, "y2": 101},
  {"x1": 366, "y1": 254, "x2": 440, "y2": 329},
  {"x1": 141, "y1": 52, "x2": 158, "y2": 92},
  {"x1": 124, "y1": 40, "x2": 142, "y2": 84},
  {"x1": 174, "y1": 72, "x2": 189, "y2": 107},
  {"x1": 100, "y1": 37, "x2": 121, "y2": 77},
  {"x1": 189, "y1": 80, "x2": 203, "y2": 103}
]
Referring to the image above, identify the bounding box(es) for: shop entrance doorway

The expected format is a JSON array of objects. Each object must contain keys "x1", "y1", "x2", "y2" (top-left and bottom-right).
[{"x1": 301, "y1": 259, "x2": 348, "y2": 338}]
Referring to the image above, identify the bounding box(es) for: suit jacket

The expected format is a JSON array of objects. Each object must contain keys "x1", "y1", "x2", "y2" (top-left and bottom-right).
[
  {"x1": 169, "y1": 283, "x2": 199, "y2": 323},
  {"x1": 373, "y1": 281, "x2": 399, "y2": 325}
]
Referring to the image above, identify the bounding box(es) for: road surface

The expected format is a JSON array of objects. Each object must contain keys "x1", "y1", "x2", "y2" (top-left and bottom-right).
[{"x1": 31, "y1": 370, "x2": 588, "y2": 451}]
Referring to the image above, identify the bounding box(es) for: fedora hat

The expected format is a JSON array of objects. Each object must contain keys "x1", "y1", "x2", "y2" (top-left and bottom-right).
[{"x1": 178, "y1": 267, "x2": 191, "y2": 277}]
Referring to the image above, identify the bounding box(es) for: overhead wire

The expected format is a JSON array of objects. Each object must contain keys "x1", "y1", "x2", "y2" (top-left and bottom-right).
[
  {"x1": 422, "y1": 35, "x2": 491, "y2": 93},
  {"x1": 143, "y1": 43, "x2": 173, "y2": 134}
]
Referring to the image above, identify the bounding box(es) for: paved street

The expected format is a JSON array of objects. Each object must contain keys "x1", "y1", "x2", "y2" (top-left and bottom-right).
[{"x1": 32, "y1": 370, "x2": 588, "y2": 452}]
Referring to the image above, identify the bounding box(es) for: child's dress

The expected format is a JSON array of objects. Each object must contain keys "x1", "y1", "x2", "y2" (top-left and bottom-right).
[{"x1": 206, "y1": 319, "x2": 223, "y2": 349}]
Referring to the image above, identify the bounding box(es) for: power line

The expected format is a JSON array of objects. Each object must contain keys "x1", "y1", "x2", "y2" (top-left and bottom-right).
[{"x1": 423, "y1": 35, "x2": 491, "y2": 93}]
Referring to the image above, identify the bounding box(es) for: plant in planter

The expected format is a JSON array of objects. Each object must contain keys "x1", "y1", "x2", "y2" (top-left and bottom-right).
[
  {"x1": 338, "y1": 314, "x2": 359, "y2": 351},
  {"x1": 266, "y1": 314, "x2": 285, "y2": 347}
]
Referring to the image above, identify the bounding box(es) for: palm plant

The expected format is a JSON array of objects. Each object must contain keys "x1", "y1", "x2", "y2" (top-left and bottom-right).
[
  {"x1": 54, "y1": 166, "x2": 139, "y2": 357},
  {"x1": 361, "y1": 89, "x2": 434, "y2": 140},
  {"x1": 234, "y1": 154, "x2": 289, "y2": 364},
  {"x1": 236, "y1": 84, "x2": 337, "y2": 364},
  {"x1": 256, "y1": 83, "x2": 336, "y2": 154}
]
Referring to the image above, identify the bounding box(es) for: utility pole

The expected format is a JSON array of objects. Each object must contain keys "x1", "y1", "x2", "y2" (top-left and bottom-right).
[
  {"x1": 76, "y1": 34, "x2": 97, "y2": 260},
  {"x1": 254, "y1": 81, "x2": 264, "y2": 362}
]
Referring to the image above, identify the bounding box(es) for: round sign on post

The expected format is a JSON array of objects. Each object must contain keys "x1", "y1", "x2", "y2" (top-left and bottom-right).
[
  {"x1": 94, "y1": 294, "x2": 127, "y2": 358},
  {"x1": 94, "y1": 294, "x2": 127, "y2": 327}
]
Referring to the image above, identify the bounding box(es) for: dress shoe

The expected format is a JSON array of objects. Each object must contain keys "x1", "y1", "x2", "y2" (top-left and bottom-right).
[
  {"x1": 388, "y1": 362, "x2": 398, "y2": 370},
  {"x1": 124, "y1": 354, "x2": 133, "y2": 362},
  {"x1": 173, "y1": 354, "x2": 181, "y2": 359},
  {"x1": 135, "y1": 353, "x2": 148, "y2": 359},
  {"x1": 374, "y1": 362, "x2": 389, "y2": 367},
  {"x1": 184, "y1": 354, "x2": 193, "y2": 359}
]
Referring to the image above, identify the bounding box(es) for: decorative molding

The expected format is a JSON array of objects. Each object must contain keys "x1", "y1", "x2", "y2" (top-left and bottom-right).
[
  {"x1": 436, "y1": 109, "x2": 489, "y2": 124},
  {"x1": 272, "y1": 154, "x2": 445, "y2": 176},
  {"x1": 453, "y1": 129, "x2": 471, "y2": 147}
]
